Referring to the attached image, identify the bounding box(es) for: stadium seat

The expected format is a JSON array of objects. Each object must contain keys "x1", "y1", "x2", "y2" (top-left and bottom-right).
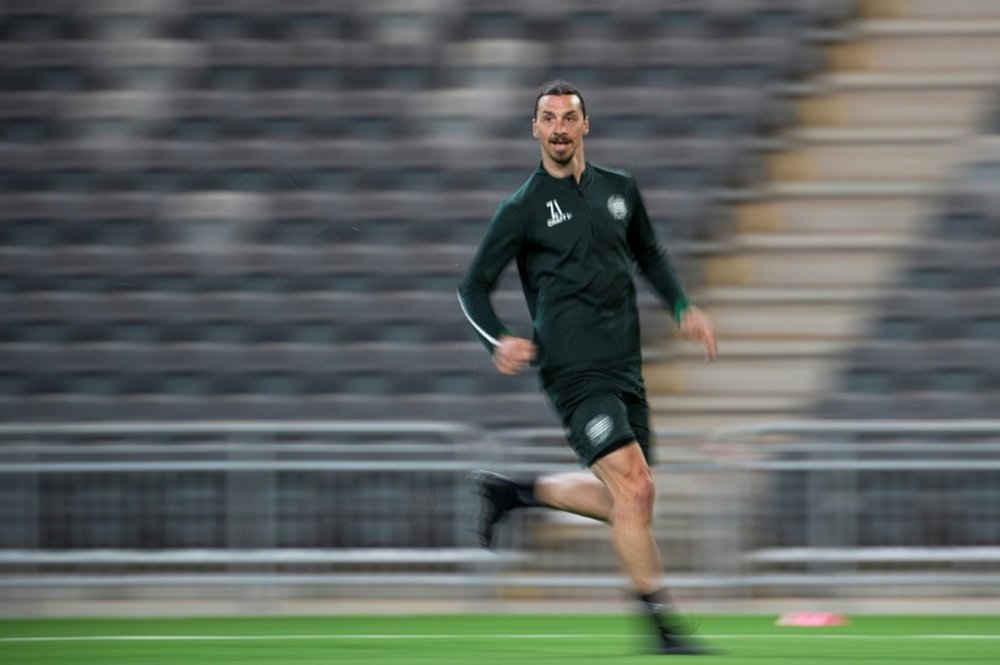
[
  {"x1": 347, "y1": 40, "x2": 438, "y2": 91},
  {"x1": 200, "y1": 39, "x2": 282, "y2": 90},
  {"x1": 77, "y1": 0, "x2": 183, "y2": 40},
  {"x1": 0, "y1": 41, "x2": 94, "y2": 92},
  {"x1": 646, "y1": 0, "x2": 714, "y2": 38},
  {"x1": 179, "y1": 0, "x2": 267, "y2": 40},
  {"x1": 908, "y1": 241, "x2": 1000, "y2": 291},
  {"x1": 270, "y1": 40, "x2": 352, "y2": 91},
  {"x1": 83, "y1": 192, "x2": 160, "y2": 246},
  {"x1": 165, "y1": 91, "x2": 239, "y2": 141},
  {"x1": 708, "y1": 36, "x2": 819, "y2": 85},
  {"x1": 89, "y1": 38, "x2": 200, "y2": 91},
  {"x1": 0, "y1": 0, "x2": 77, "y2": 41},
  {"x1": 261, "y1": 1, "x2": 353, "y2": 41},
  {"x1": 707, "y1": 0, "x2": 852, "y2": 37},
  {"x1": 0, "y1": 92, "x2": 60, "y2": 143},
  {"x1": 630, "y1": 38, "x2": 714, "y2": 87},
  {"x1": 455, "y1": 0, "x2": 561, "y2": 41},
  {"x1": 0, "y1": 0, "x2": 873, "y2": 427},
  {"x1": 961, "y1": 290, "x2": 1000, "y2": 339}
]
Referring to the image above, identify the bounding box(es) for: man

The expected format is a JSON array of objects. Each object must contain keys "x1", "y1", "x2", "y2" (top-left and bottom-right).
[{"x1": 457, "y1": 80, "x2": 718, "y2": 655}]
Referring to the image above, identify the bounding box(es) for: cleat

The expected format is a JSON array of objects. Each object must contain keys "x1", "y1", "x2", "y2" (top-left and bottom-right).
[
  {"x1": 655, "y1": 639, "x2": 716, "y2": 656},
  {"x1": 471, "y1": 470, "x2": 522, "y2": 549},
  {"x1": 654, "y1": 631, "x2": 717, "y2": 656}
]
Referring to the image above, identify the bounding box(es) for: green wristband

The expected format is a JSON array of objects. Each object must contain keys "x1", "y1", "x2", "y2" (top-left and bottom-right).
[{"x1": 673, "y1": 300, "x2": 689, "y2": 324}]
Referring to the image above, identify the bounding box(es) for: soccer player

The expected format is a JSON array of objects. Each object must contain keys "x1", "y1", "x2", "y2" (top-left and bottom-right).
[{"x1": 457, "y1": 80, "x2": 718, "y2": 655}]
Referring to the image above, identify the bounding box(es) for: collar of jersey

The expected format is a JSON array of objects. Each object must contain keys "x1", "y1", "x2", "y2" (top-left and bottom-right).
[{"x1": 535, "y1": 161, "x2": 593, "y2": 188}]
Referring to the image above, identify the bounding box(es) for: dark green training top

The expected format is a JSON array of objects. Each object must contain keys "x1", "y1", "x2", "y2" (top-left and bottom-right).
[{"x1": 457, "y1": 162, "x2": 689, "y2": 384}]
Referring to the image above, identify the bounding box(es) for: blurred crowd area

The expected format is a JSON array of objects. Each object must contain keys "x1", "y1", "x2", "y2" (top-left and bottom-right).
[
  {"x1": 0, "y1": 0, "x2": 999, "y2": 427},
  {"x1": 4, "y1": 1, "x2": 1000, "y2": 613}
]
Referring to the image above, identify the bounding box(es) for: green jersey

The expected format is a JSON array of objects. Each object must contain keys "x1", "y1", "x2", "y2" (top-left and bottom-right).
[{"x1": 457, "y1": 162, "x2": 689, "y2": 383}]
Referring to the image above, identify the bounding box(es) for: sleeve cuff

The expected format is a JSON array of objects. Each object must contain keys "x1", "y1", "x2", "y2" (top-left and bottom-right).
[{"x1": 673, "y1": 300, "x2": 690, "y2": 324}]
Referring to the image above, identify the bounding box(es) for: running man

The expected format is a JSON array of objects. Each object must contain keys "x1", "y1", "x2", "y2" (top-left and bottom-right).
[{"x1": 457, "y1": 80, "x2": 718, "y2": 655}]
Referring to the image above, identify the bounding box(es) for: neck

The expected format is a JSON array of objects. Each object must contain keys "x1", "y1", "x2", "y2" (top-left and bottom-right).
[{"x1": 541, "y1": 149, "x2": 587, "y2": 184}]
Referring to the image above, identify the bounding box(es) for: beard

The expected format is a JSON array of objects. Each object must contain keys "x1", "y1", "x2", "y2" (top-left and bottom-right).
[{"x1": 547, "y1": 139, "x2": 575, "y2": 165}]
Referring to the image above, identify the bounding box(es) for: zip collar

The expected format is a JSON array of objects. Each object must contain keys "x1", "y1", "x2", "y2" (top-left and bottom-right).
[{"x1": 535, "y1": 161, "x2": 593, "y2": 189}]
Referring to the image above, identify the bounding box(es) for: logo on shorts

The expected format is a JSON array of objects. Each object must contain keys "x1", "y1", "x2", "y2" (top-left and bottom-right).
[
  {"x1": 607, "y1": 194, "x2": 628, "y2": 222},
  {"x1": 585, "y1": 414, "x2": 613, "y2": 446}
]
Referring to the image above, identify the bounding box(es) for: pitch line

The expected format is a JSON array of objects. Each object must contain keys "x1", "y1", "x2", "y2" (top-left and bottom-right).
[{"x1": 2, "y1": 633, "x2": 1000, "y2": 643}]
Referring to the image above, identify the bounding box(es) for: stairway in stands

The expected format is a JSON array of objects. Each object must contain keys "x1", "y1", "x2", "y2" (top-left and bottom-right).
[{"x1": 642, "y1": 0, "x2": 1000, "y2": 432}]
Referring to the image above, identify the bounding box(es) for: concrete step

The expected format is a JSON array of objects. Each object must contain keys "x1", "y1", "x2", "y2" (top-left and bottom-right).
[
  {"x1": 644, "y1": 356, "x2": 837, "y2": 396},
  {"x1": 726, "y1": 233, "x2": 917, "y2": 250},
  {"x1": 649, "y1": 393, "x2": 806, "y2": 415},
  {"x1": 770, "y1": 126, "x2": 971, "y2": 182},
  {"x1": 861, "y1": 0, "x2": 1000, "y2": 20},
  {"x1": 796, "y1": 88, "x2": 992, "y2": 129},
  {"x1": 766, "y1": 142, "x2": 960, "y2": 181},
  {"x1": 640, "y1": 0, "x2": 1000, "y2": 434},
  {"x1": 650, "y1": 410, "x2": 797, "y2": 432},
  {"x1": 786, "y1": 126, "x2": 970, "y2": 143},
  {"x1": 699, "y1": 285, "x2": 882, "y2": 305},
  {"x1": 734, "y1": 197, "x2": 928, "y2": 236},
  {"x1": 649, "y1": 395, "x2": 810, "y2": 430},
  {"x1": 828, "y1": 31, "x2": 1000, "y2": 74},
  {"x1": 857, "y1": 19, "x2": 1000, "y2": 36},
  {"x1": 817, "y1": 70, "x2": 1000, "y2": 92},
  {"x1": 657, "y1": 338, "x2": 844, "y2": 361},
  {"x1": 686, "y1": 287, "x2": 878, "y2": 340},
  {"x1": 761, "y1": 179, "x2": 941, "y2": 199},
  {"x1": 701, "y1": 233, "x2": 911, "y2": 289},
  {"x1": 645, "y1": 336, "x2": 854, "y2": 403}
]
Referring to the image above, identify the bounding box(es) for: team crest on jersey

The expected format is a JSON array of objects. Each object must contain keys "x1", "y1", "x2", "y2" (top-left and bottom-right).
[
  {"x1": 607, "y1": 194, "x2": 628, "y2": 222},
  {"x1": 585, "y1": 414, "x2": 613, "y2": 446}
]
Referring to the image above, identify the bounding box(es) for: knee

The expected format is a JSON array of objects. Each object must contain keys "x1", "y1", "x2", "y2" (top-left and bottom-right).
[{"x1": 618, "y1": 468, "x2": 655, "y2": 521}]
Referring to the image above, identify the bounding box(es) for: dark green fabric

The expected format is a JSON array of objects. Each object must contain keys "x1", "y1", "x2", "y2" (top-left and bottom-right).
[
  {"x1": 458, "y1": 161, "x2": 689, "y2": 379},
  {"x1": 559, "y1": 388, "x2": 651, "y2": 468}
]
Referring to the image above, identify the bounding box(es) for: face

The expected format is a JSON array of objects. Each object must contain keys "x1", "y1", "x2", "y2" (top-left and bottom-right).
[{"x1": 532, "y1": 94, "x2": 589, "y2": 166}]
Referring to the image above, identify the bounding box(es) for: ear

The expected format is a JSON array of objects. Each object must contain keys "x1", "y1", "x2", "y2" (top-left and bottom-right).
[
  {"x1": 583, "y1": 116, "x2": 590, "y2": 136},
  {"x1": 531, "y1": 117, "x2": 539, "y2": 139}
]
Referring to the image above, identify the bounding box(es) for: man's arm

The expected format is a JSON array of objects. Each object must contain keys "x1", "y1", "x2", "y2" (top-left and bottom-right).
[
  {"x1": 627, "y1": 183, "x2": 717, "y2": 361},
  {"x1": 457, "y1": 201, "x2": 527, "y2": 352}
]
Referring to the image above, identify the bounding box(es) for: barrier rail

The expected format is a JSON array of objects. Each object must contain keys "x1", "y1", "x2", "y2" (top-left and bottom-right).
[
  {"x1": 0, "y1": 421, "x2": 499, "y2": 595},
  {"x1": 706, "y1": 420, "x2": 1000, "y2": 596},
  {"x1": 2, "y1": 420, "x2": 1000, "y2": 602}
]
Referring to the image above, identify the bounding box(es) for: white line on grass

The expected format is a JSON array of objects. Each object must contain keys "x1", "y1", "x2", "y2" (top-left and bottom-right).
[{"x1": 2, "y1": 634, "x2": 1000, "y2": 643}]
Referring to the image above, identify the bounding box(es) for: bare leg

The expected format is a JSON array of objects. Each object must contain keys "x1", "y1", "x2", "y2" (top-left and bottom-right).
[
  {"x1": 474, "y1": 448, "x2": 709, "y2": 653},
  {"x1": 589, "y1": 442, "x2": 663, "y2": 595},
  {"x1": 534, "y1": 472, "x2": 612, "y2": 522}
]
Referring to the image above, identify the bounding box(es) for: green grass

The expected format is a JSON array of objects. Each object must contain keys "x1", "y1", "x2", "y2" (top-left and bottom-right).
[{"x1": 1, "y1": 614, "x2": 999, "y2": 664}]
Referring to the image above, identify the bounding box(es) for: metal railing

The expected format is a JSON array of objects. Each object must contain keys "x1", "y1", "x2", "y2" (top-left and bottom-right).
[
  {"x1": 2, "y1": 420, "x2": 1000, "y2": 602},
  {"x1": 706, "y1": 420, "x2": 1000, "y2": 596},
  {"x1": 0, "y1": 421, "x2": 501, "y2": 593}
]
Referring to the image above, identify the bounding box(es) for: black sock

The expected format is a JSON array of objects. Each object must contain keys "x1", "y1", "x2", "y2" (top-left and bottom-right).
[
  {"x1": 511, "y1": 478, "x2": 544, "y2": 508},
  {"x1": 638, "y1": 587, "x2": 672, "y2": 614},
  {"x1": 636, "y1": 588, "x2": 681, "y2": 638}
]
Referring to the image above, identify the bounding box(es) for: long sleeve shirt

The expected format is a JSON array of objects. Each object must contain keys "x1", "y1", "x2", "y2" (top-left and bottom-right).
[{"x1": 457, "y1": 162, "x2": 689, "y2": 381}]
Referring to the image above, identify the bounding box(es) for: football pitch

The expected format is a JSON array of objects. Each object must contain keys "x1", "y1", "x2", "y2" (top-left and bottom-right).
[{"x1": 2, "y1": 614, "x2": 999, "y2": 664}]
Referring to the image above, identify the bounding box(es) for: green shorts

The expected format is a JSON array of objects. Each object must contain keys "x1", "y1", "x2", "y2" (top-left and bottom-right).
[{"x1": 542, "y1": 368, "x2": 652, "y2": 467}]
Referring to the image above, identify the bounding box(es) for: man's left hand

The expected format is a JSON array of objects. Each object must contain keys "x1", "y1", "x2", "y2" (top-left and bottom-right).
[{"x1": 680, "y1": 306, "x2": 718, "y2": 362}]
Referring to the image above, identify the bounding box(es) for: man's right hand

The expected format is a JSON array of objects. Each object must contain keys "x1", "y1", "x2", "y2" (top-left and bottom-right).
[{"x1": 493, "y1": 335, "x2": 537, "y2": 375}]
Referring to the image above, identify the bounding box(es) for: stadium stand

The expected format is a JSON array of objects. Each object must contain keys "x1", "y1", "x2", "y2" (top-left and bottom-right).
[
  {"x1": 3, "y1": 0, "x2": 998, "y2": 432},
  {"x1": 817, "y1": 179, "x2": 1000, "y2": 419}
]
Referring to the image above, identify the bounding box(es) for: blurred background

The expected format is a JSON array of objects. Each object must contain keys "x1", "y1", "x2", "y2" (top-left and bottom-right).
[{"x1": 1, "y1": 0, "x2": 1000, "y2": 617}]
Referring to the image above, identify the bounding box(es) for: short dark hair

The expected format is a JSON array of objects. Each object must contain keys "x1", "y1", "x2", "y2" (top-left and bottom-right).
[{"x1": 533, "y1": 79, "x2": 587, "y2": 119}]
